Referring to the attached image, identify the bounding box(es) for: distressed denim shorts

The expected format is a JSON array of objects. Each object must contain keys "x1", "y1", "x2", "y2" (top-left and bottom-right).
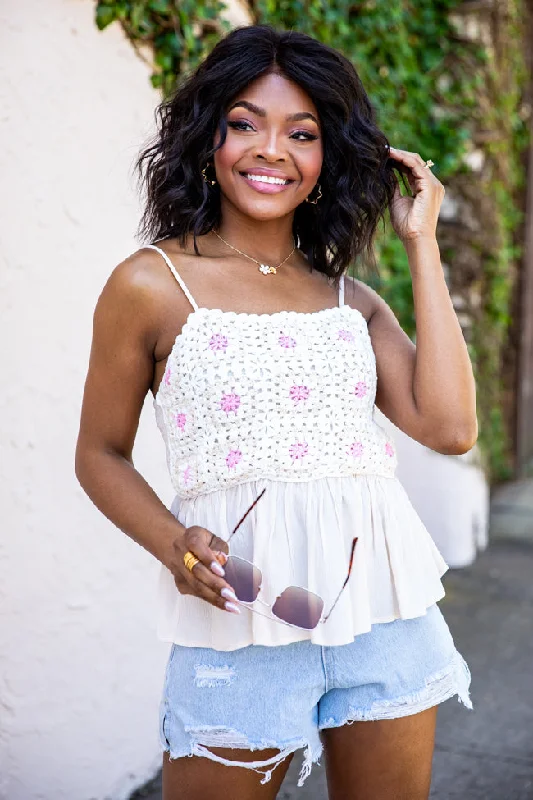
[{"x1": 159, "y1": 603, "x2": 472, "y2": 788}]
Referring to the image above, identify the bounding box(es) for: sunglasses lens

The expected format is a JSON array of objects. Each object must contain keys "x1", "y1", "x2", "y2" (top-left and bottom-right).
[
  {"x1": 225, "y1": 556, "x2": 262, "y2": 603},
  {"x1": 272, "y1": 587, "x2": 324, "y2": 630}
]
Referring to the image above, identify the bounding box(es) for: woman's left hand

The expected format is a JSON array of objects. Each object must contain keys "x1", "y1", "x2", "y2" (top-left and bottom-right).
[{"x1": 388, "y1": 146, "x2": 446, "y2": 243}]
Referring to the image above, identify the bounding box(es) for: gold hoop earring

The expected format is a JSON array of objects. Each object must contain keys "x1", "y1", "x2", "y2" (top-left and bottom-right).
[
  {"x1": 305, "y1": 183, "x2": 322, "y2": 205},
  {"x1": 202, "y1": 163, "x2": 217, "y2": 186}
]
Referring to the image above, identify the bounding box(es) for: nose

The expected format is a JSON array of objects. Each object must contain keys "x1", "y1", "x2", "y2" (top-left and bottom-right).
[{"x1": 252, "y1": 128, "x2": 287, "y2": 163}]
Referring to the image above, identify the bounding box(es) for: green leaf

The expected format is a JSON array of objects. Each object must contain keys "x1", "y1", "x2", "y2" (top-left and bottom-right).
[{"x1": 95, "y1": 4, "x2": 117, "y2": 30}]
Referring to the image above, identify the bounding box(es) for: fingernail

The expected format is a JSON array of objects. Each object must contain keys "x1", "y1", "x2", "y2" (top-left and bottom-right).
[
  {"x1": 211, "y1": 561, "x2": 225, "y2": 576},
  {"x1": 225, "y1": 601, "x2": 240, "y2": 614},
  {"x1": 221, "y1": 587, "x2": 238, "y2": 602}
]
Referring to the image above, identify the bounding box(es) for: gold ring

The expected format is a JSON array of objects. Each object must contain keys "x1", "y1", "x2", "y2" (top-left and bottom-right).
[
  {"x1": 424, "y1": 159, "x2": 435, "y2": 169},
  {"x1": 183, "y1": 551, "x2": 200, "y2": 571}
]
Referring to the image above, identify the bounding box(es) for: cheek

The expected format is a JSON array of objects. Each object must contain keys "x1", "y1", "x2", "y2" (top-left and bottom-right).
[
  {"x1": 213, "y1": 138, "x2": 244, "y2": 177},
  {"x1": 299, "y1": 145, "x2": 323, "y2": 182}
]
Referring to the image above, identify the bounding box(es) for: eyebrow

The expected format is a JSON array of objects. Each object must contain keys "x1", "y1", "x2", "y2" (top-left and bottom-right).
[{"x1": 227, "y1": 101, "x2": 319, "y2": 126}]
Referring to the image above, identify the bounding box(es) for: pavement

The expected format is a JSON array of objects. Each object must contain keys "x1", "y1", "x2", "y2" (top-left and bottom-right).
[{"x1": 131, "y1": 480, "x2": 533, "y2": 800}]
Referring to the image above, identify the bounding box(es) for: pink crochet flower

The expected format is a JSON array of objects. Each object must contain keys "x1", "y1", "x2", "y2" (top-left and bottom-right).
[
  {"x1": 163, "y1": 367, "x2": 171, "y2": 386},
  {"x1": 220, "y1": 392, "x2": 241, "y2": 414},
  {"x1": 338, "y1": 329, "x2": 355, "y2": 343},
  {"x1": 289, "y1": 442, "x2": 308, "y2": 460},
  {"x1": 289, "y1": 385, "x2": 310, "y2": 404},
  {"x1": 385, "y1": 442, "x2": 395, "y2": 458},
  {"x1": 354, "y1": 381, "x2": 368, "y2": 398},
  {"x1": 349, "y1": 441, "x2": 364, "y2": 458},
  {"x1": 174, "y1": 413, "x2": 186, "y2": 430},
  {"x1": 279, "y1": 333, "x2": 297, "y2": 349},
  {"x1": 209, "y1": 333, "x2": 228, "y2": 352},
  {"x1": 182, "y1": 465, "x2": 192, "y2": 486},
  {"x1": 226, "y1": 449, "x2": 242, "y2": 469}
]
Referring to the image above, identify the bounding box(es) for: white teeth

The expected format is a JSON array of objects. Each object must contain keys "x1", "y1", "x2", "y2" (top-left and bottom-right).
[{"x1": 245, "y1": 174, "x2": 289, "y2": 185}]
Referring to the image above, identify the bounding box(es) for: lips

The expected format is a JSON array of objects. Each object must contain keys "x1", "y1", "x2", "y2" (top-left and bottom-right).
[{"x1": 238, "y1": 169, "x2": 295, "y2": 195}]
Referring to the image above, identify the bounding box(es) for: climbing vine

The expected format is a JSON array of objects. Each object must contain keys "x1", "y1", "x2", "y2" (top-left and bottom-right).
[
  {"x1": 95, "y1": 0, "x2": 230, "y2": 93},
  {"x1": 96, "y1": 0, "x2": 530, "y2": 480}
]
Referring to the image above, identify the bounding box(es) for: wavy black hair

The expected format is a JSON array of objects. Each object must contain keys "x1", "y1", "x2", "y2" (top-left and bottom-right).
[{"x1": 136, "y1": 25, "x2": 399, "y2": 279}]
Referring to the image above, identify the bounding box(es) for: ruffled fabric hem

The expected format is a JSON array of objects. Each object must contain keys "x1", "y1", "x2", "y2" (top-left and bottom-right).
[{"x1": 157, "y1": 474, "x2": 448, "y2": 650}]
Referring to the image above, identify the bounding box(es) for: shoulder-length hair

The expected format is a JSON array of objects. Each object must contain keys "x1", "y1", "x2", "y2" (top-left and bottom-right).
[{"x1": 136, "y1": 25, "x2": 397, "y2": 280}]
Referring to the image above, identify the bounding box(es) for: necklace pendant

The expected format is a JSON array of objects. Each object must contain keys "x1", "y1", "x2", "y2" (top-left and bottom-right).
[{"x1": 259, "y1": 264, "x2": 272, "y2": 275}]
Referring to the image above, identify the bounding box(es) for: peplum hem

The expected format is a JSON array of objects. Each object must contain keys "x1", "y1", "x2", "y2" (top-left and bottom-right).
[{"x1": 156, "y1": 474, "x2": 448, "y2": 651}]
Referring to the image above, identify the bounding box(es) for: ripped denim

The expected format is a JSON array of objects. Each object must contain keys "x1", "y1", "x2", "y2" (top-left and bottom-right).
[{"x1": 159, "y1": 603, "x2": 472, "y2": 788}]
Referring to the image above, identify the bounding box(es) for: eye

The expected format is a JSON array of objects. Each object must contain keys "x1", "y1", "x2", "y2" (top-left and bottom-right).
[
  {"x1": 227, "y1": 120, "x2": 255, "y2": 131},
  {"x1": 290, "y1": 130, "x2": 319, "y2": 141}
]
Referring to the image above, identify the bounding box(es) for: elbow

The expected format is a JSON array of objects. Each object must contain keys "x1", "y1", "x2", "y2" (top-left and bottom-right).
[
  {"x1": 74, "y1": 438, "x2": 100, "y2": 487},
  {"x1": 74, "y1": 440, "x2": 89, "y2": 487},
  {"x1": 75, "y1": 439, "x2": 131, "y2": 487},
  {"x1": 426, "y1": 419, "x2": 479, "y2": 456}
]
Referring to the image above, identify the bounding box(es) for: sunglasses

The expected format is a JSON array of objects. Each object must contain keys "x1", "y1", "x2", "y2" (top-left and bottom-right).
[{"x1": 222, "y1": 488, "x2": 358, "y2": 630}]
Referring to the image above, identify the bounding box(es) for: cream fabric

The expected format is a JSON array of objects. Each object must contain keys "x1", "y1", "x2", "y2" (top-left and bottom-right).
[{"x1": 147, "y1": 245, "x2": 448, "y2": 649}]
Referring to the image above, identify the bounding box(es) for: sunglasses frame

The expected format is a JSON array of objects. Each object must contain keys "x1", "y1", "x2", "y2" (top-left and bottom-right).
[{"x1": 224, "y1": 487, "x2": 358, "y2": 630}]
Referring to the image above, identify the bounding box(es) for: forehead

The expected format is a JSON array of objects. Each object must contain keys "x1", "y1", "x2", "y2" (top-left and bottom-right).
[{"x1": 230, "y1": 72, "x2": 317, "y2": 114}]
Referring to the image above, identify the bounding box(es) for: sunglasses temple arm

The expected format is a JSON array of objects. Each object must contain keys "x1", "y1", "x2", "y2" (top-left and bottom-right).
[
  {"x1": 321, "y1": 537, "x2": 358, "y2": 623},
  {"x1": 227, "y1": 487, "x2": 267, "y2": 543},
  {"x1": 241, "y1": 600, "x2": 295, "y2": 629}
]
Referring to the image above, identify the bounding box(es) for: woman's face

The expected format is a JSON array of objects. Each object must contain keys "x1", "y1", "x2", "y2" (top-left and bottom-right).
[{"x1": 213, "y1": 72, "x2": 323, "y2": 222}]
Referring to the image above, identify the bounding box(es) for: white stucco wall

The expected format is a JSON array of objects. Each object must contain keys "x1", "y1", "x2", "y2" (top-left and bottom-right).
[
  {"x1": 0, "y1": 3, "x2": 173, "y2": 799},
  {"x1": 0, "y1": 4, "x2": 488, "y2": 800},
  {"x1": 377, "y1": 411, "x2": 489, "y2": 568}
]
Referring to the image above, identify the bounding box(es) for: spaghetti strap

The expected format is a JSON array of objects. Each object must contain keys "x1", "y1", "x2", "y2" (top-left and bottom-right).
[
  {"x1": 144, "y1": 244, "x2": 199, "y2": 312},
  {"x1": 338, "y1": 274, "x2": 345, "y2": 307}
]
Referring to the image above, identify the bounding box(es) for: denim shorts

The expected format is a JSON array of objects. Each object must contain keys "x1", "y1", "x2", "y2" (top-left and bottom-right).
[{"x1": 159, "y1": 603, "x2": 472, "y2": 788}]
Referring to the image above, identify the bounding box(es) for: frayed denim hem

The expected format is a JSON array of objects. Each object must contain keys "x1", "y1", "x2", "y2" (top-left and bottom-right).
[
  {"x1": 162, "y1": 725, "x2": 324, "y2": 788},
  {"x1": 319, "y1": 651, "x2": 473, "y2": 728}
]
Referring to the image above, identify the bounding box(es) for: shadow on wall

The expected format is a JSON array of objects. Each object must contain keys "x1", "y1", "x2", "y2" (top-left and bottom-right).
[{"x1": 376, "y1": 409, "x2": 489, "y2": 568}]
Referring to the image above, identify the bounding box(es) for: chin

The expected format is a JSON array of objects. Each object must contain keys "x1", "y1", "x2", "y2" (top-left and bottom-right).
[{"x1": 231, "y1": 198, "x2": 300, "y2": 221}]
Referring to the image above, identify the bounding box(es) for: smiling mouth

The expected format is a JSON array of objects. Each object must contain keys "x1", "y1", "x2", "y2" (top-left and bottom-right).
[{"x1": 239, "y1": 172, "x2": 293, "y2": 186}]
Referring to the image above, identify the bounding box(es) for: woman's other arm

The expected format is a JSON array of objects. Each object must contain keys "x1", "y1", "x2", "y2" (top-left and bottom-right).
[
  {"x1": 75, "y1": 255, "x2": 182, "y2": 568},
  {"x1": 75, "y1": 253, "x2": 236, "y2": 611}
]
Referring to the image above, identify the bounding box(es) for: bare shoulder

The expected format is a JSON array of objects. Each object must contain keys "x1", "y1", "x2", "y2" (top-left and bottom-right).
[
  {"x1": 343, "y1": 274, "x2": 384, "y2": 322},
  {"x1": 102, "y1": 246, "x2": 174, "y2": 302},
  {"x1": 90, "y1": 248, "x2": 185, "y2": 362},
  {"x1": 99, "y1": 245, "x2": 191, "y2": 320}
]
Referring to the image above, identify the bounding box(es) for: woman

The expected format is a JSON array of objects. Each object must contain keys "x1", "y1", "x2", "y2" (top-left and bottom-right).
[{"x1": 75, "y1": 25, "x2": 476, "y2": 800}]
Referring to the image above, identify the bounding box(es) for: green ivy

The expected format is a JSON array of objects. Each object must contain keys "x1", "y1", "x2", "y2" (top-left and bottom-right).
[
  {"x1": 95, "y1": 0, "x2": 530, "y2": 480},
  {"x1": 95, "y1": 1, "x2": 230, "y2": 93}
]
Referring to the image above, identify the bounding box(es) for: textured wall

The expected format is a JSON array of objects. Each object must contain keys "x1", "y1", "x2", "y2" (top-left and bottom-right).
[
  {"x1": 377, "y1": 411, "x2": 489, "y2": 569},
  {"x1": 0, "y1": 3, "x2": 173, "y2": 799}
]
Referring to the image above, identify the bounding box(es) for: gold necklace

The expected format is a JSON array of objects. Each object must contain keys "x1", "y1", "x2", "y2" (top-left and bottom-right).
[{"x1": 213, "y1": 230, "x2": 296, "y2": 275}]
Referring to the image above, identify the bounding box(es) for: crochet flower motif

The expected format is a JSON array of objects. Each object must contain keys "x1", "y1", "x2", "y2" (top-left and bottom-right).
[
  {"x1": 385, "y1": 442, "x2": 395, "y2": 457},
  {"x1": 209, "y1": 333, "x2": 228, "y2": 352},
  {"x1": 182, "y1": 465, "x2": 192, "y2": 485},
  {"x1": 163, "y1": 367, "x2": 171, "y2": 386},
  {"x1": 174, "y1": 413, "x2": 186, "y2": 430},
  {"x1": 279, "y1": 333, "x2": 297, "y2": 349},
  {"x1": 289, "y1": 442, "x2": 308, "y2": 460},
  {"x1": 220, "y1": 392, "x2": 241, "y2": 414},
  {"x1": 349, "y1": 441, "x2": 364, "y2": 458},
  {"x1": 338, "y1": 329, "x2": 355, "y2": 343},
  {"x1": 226, "y1": 449, "x2": 242, "y2": 469},
  {"x1": 354, "y1": 381, "x2": 368, "y2": 398},
  {"x1": 289, "y1": 385, "x2": 310, "y2": 404}
]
